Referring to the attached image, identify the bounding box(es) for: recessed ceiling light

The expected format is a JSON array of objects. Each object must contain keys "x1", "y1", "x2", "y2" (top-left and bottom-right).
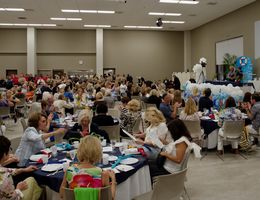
[
  {"x1": 61, "y1": 9, "x2": 79, "y2": 13},
  {"x1": 18, "y1": 17, "x2": 27, "y2": 20},
  {"x1": 124, "y1": 25, "x2": 162, "y2": 29},
  {"x1": 84, "y1": 25, "x2": 111, "y2": 28},
  {"x1": 0, "y1": 8, "x2": 25, "y2": 11},
  {"x1": 50, "y1": 18, "x2": 82, "y2": 21},
  {"x1": 159, "y1": 0, "x2": 199, "y2": 5},
  {"x1": 62, "y1": 9, "x2": 115, "y2": 14},
  {"x1": 0, "y1": 23, "x2": 56, "y2": 27},
  {"x1": 149, "y1": 12, "x2": 181, "y2": 16},
  {"x1": 162, "y1": 20, "x2": 185, "y2": 24}
]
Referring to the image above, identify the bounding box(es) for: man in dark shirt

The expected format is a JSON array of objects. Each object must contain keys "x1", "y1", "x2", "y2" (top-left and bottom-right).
[{"x1": 198, "y1": 88, "x2": 213, "y2": 112}]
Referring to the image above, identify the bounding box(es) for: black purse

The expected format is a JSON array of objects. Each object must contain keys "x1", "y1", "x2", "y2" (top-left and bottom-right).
[{"x1": 156, "y1": 149, "x2": 166, "y2": 169}]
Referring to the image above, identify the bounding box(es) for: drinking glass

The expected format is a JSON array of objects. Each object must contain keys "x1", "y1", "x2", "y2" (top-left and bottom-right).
[{"x1": 69, "y1": 150, "x2": 76, "y2": 161}]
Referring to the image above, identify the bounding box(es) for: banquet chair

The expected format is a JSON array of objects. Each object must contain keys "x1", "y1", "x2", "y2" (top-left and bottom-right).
[
  {"x1": 0, "y1": 106, "x2": 15, "y2": 126},
  {"x1": 218, "y1": 120, "x2": 246, "y2": 159},
  {"x1": 107, "y1": 108, "x2": 120, "y2": 119},
  {"x1": 10, "y1": 136, "x2": 22, "y2": 153},
  {"x1": 132, "y1": 117, "x2": 144, "y2": 133},
  {"x1": 63, "y1": 185, "x2": 112, "y2": 200},
  {"x1": 144, "y1": 103, "x2": 156, "y2": 109},
  {"x1": 132, "y1": 168, "x2": 188, "y2": 200},
  {"x1": 99, "y1": 124, "x2": 120, "y2": 141},
  {"x1": 182, "y1": 120, "x2": 203, "y2": 146},
  {"x1": 20, "y1": 118, "x2": 27, "y2": 132}
]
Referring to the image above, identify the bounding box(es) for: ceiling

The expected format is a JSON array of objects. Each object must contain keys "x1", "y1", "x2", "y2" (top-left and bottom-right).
[{"x1": 0, "y1": 0, "x2": 256, "y2": 31}]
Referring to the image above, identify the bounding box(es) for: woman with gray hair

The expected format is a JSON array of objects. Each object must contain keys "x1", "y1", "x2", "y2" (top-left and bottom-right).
[{"x1": 63, "y1": 109, "x2": 110, "y2": 143}]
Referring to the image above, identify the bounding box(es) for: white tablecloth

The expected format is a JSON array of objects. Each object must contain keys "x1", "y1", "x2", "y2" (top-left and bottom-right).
[
  {"x1": 249, "y1": 80, "x2": 260, "y2": 92},
  {"x1": 46, "y1": 165, "x2": 152, "y2": 200}
]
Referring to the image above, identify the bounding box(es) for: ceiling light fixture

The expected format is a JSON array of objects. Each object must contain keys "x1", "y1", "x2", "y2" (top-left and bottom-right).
[
  {"x1": 162, "y1": 20, "x2": 185, "y2": 24},
  {"x1": 0, "y1": 23, "x2": 56, "y2": 27},
  {"x1": 84, "y1": 25, "x2": 111, "y2": 28},
  {"x1": 51, "y1": 17, "x2": 82, "y2": 21},
  {"x1": 124, "y1": 25, "x2": 162, "y2": 29},
  {"x1": 62, "y1": 9, "x2": 115, "y2": 14},
  {"x1": 0, "y1": 8, "x2": 25, "y2": 11},
  {"x1": 159, "y1": 0, "x2": 199, "y2": 4},
  {"x1": 149, "y1": 12, "x2": 181, "y2": 16}
]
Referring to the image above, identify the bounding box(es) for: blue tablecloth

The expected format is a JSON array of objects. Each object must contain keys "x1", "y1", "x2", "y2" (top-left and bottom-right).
[
  {"x1": 200, "y1": 119, "x2": 219, "y2": 136},
  {"x1": 206, "y1": 80, "x2": 254, "y2": 88},
  {"x1": 27, "y1": 148, "x2": 148, "y2": 193}
]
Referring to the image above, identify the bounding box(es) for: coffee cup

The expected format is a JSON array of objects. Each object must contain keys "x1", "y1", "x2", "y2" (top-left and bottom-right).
[
  {"x1": 102, "y1": 154, "x2": 109, "y2": 165},
  {"x1": 42, "y1": 155, "x2": 48, "y2": 164}
]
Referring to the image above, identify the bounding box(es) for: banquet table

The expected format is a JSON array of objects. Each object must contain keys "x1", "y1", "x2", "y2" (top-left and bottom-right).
[
  {"x1": 28, "y1": 146, "x2": 151, "y2": 200},
  {"x1": 200, "y1": 118, "x2": 220, "y2": 149}
]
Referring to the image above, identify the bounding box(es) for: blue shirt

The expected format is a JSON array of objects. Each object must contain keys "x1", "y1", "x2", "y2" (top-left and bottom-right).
[{"x1": 159, "y1": 103, "x2": 173, "y2": 122}]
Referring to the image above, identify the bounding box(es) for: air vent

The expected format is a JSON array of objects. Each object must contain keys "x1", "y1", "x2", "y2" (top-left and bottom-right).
[
  {"x1": 115, "y1": 11, "x2": 123, "y2": 14},
  {"x1": 56, "y1": 24, "x2": 63, "y2": 27},
  {"x1": 189, "y1": 14, "x2": 197, "y2": 17},
  {"x1": 207, "y1": 2, "x2": 217, "y2": 6},
  {"x1": 18, "y1": 17, "x2": 27, "y2": 20}
]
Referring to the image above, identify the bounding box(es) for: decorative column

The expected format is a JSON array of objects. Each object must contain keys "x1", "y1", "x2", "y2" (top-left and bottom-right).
[
  {"x1": 27, "y1": 27, "x2": 37, "y2": 75},
  {"x1": 96, "y1": 28, "x2": 103, "y2": 76},
  {"x1": 184, "y1": 31, "x2": 191, "y2": 72}
]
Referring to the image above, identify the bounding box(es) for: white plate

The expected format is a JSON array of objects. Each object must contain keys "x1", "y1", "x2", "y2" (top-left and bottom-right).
[
  {"x1": 124, "y1": 148, "x2": 140, "y2": 155},
  {"x1": 29, "y1": 154, "x2": 45, "y2": 162},
  {"x1": 114, "y1": 142, "x2": 123, "y2": 147},
  {"x1": 116, "y1": 164, "x2": 134, "y2": 172},
  {"x1": 120, "y1": 157, "x2": 139, "y2": 165},
  {"x1": 108, "y1": 156, "x2": 118, "y2": 162},
  {"x1": 41, "y1": 164, "x2": 63, "y2": 172}
]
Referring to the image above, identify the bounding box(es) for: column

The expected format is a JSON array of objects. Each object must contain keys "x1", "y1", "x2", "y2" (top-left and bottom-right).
[
  {"x1": 27, "y1": 27, "x2": 37, "y2": 75},
  {"x1": 96, "y1": 28, "x2": 103, "y2": 76},
  {"x1": 184, "y1": 31, "x2": 191, "y2": 72}
]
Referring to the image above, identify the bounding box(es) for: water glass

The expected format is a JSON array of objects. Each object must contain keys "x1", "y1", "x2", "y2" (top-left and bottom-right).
[{"x1": 69, "y1": 150, "x2": 76, "y2": 161}]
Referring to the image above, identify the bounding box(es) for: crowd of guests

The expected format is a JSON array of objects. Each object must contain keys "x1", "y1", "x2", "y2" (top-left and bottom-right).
[{"x1": 0, "y1": 72, "x2": 260, "y2": 199}]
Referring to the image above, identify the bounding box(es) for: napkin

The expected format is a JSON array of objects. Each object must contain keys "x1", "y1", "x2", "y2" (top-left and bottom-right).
[
  {"x1": 111, "y1": 154, "x2": 133, "y2": 169},
  {"x1": 116, "y1": 164, "x2": 134, "y2": 172},
  {"x1": 102, "y1": 167, "x2": 120, "y2": 174},
  {"x1": 102, "y1": 146, "x2": 113, "y2": 152}
]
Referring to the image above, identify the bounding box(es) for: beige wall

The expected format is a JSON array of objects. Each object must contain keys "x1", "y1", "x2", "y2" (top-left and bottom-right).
[
  {"x1": 104, "y1": 30, "x2": 184, "y2": 81},
  {"x1": 37, "y1": 30, "x2": 96, "y2": 72},
  {"x1": 191, "y1": 1, "x2": 260, "y2": 79},
  {"x1": 0, "y1": 29, "x2": 27, "y2": 76}
]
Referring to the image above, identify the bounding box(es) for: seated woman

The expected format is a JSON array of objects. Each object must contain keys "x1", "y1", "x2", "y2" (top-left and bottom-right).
[
  {"x1": 148, "y1": 119, "x2": 192, "y2": 180},
  {"x1": 179, "y1": 97, "x2": 200, "y2": 121},
  {"x1": 120, "y1": 99, "x2": 142, "y2": 135},
  {"x1": 59, "y1": 136, "x2": 116, "y2": 199},
  {"x1": 0, "y1": 135, "x2": 42, "y2": 200},
  {"x1": 217, "y1": 96, "x2": 242, "y2": 154},
  {"x1": 135, "y1": 107, "x2": 172, "y2": 160},
  {"x1": 64, "y1": 109, "x2": 110, "y2": 143},
  {"x1": 15, "y1": 112, "x2": 67, "y2": 167},
  {"x1": 226, "y1": 66, "x2": 237, "y2": 82},
  {"x1": 53, "y1": 94, "x2": 73, "y2": 117},
  {"x1": 92, "y1": 104, "x2": 117, "y2": 126},
  {"x1": 198, "y1": 88, "x2": 213, "y2": 112}
]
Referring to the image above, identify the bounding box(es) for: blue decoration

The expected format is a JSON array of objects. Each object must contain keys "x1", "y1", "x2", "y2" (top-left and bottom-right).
[{"x1": 235, "y1": 56, "x2": 253, "y2": 83}]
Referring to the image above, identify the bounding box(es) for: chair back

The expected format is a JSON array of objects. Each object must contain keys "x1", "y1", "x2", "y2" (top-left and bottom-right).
[
  {"x1": 223, "y1": 120, "x2": 244, "y2": 139},
  {"x1": 152, "y1": 168, "x2": 187, "y2": 200},
  {"x1": 10, "y1": 136, "x2": 21, "y2": 153},
  {"x1": 180, "y1": 148, "x2": 191, "y2": 170},
  {"x1": 132, "y1": 117, "x2": 144, "y2": 133},
  {"x1": 107, "y1": 108, "x2": 120, "y2": 119},
  {"x1": 15, "y1": 97, "x2": 26, "y2": 108},
  {"x1": 144, "y1": 103, "x2": 156, "y2": 109},
  {"x1": 20, "y1": 118, "x2": 27, "y2": 132},
  {"x1": 0, "y1": 106, "x2": 10, "y2": 117},
  {"x1": 182, "y1": 120, "x2": 202, "y2": 140},
  {"x1": 63, "y1": 186, "x2": 112, "y2": 200},
  {"x1": 99, "y1": 124, "x2": 120, "y2": 141}
]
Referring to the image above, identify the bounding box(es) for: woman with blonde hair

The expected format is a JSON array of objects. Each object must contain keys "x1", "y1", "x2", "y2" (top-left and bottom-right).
[
  {"x1": 60, "y1": 136, "x2": 116, "y2": 199},
  {"x1": 172, "y1": 90, "x2": 185, "y2": 107},
  {"x1": 120, "y1": 99, "x2": 142, "y2": 135},
  {"x1": 179, "y1": 97, "x2": 200, "y2": 121},
  {"x1": 135, "y1": 107, "x2": 172, "y2": 159}
]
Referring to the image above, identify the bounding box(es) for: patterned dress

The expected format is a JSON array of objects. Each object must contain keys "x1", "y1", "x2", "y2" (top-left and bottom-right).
[
  {"x1": 66, "y1": 164, "x2": 103, "y2": 189},
  {"x1": 0, "y1": 167, "x2": 23, "y2": 200}
]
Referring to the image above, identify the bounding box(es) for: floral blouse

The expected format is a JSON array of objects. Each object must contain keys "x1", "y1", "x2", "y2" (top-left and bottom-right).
[
  {"x1": 66, "y1": 164, "x2": 102, "y2": 189},
  {"x1": 218, "y1": 107, "x2": 242, "y2": 127},
  {"x1": 0, "y1": 167, "x2": 23, "y2": 200}
]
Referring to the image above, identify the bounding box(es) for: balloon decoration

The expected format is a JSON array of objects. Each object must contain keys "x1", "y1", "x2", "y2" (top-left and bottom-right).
[
  {"x1": 235, "y1": 56, "x2": 253, "y2": 83},
  {"x1": 184, "y1": 82, "x2": 243, "y2": 110}
]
